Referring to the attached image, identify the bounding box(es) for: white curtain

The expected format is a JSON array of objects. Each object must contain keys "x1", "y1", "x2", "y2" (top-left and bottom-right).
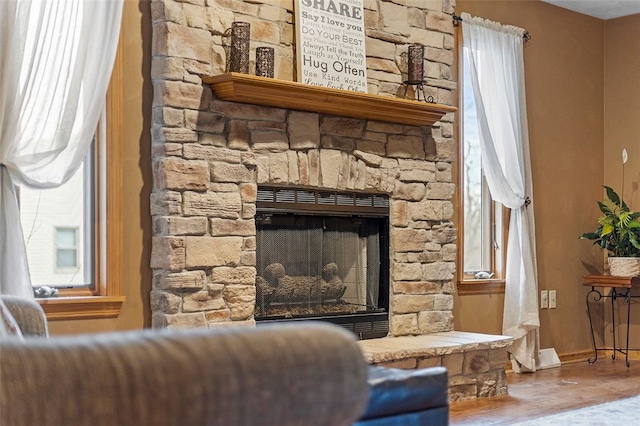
[
  {"x1": 461, "y1": 13, "x2": 540, "y2": 372},
  {"x1": 0, "y1": 0, "x2": 123, "y2": 297}
]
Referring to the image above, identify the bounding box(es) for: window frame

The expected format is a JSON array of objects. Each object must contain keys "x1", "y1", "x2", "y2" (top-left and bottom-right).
[
  {"x1": 37, "y1": 37, "x2": 125, "y2": 320},
  {"x1": 455, "y1": 28, "x2": 508, "y2": 296}
]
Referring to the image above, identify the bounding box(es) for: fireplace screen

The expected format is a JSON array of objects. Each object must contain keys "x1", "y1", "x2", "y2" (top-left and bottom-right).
[{"x1": 255, "y1": 214, "x2": 387, "y2": 319}]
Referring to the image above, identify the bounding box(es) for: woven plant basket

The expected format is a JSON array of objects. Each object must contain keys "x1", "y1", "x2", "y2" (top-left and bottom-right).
[{"x1": 608, "y1": 257, "x2": 640, "y2": 277}]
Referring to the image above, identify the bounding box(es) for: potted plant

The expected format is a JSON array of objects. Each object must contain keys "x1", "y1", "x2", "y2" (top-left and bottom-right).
[{"x1": 580, "y1": 185, "x2": 640, "y2": 276}]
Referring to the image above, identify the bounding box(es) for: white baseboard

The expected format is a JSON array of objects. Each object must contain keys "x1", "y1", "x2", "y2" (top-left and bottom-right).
[{"x1": 536, "y1": 347, "x2": 561, "y2": 370}]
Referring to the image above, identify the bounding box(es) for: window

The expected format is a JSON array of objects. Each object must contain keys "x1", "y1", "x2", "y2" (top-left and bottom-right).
[
  {"x1": 17, "y1": 43, "x2": 125, "y2": 320},
  {"x1": 457, "y1": 45, "x2": 507, "y2": 294},
  {"x1": 21, "y1": 155, "x2": 92, "y2": 286},
  {"x1": 55, "y1": 227, "x2": 79, "y2": 269}
]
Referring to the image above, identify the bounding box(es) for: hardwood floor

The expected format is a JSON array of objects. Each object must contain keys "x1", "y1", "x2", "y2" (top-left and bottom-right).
[{"x1": 450, "y1": 358, "x2": 640, "y2": 425}]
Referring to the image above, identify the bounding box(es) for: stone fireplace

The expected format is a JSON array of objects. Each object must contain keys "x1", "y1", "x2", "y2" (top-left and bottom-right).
[
  {"x1": 149, "y1": 1, "x2": 515, "y2": 400},
  {"x1": 150, "y1": 0, "x2": 459, "y2": 338}
]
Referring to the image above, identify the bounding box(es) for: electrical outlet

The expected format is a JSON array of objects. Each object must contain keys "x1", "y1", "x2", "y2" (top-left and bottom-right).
[
  {"x1": 540, "y1": 290, "x2": 548, "y2": 309},
  {"x1": 549, "y1": 290, "x2": 557, "y2": 309}
]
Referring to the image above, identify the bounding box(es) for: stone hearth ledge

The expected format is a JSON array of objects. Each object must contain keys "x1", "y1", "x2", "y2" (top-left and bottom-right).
[
  {"x1": 358, "y1": 331, "x2": 513, "y2": 363},
  {"x1": 358, "y1": 331, "x2": 514, "y2": 401}
]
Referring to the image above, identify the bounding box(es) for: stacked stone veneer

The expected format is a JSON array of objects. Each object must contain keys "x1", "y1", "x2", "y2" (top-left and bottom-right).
[
  {"x1": 150, "y1": 0, "x2": 458, "y2": 335},
  {"x1": 359, "y1": 332, "x2": 513, "y2": 401}
]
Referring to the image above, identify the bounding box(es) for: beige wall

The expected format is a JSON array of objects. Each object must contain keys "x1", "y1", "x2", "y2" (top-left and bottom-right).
[
  {"x1": 605, "y1": 15, "x2": 640, "y2": 209},
  {"x1": 49, "y1": 0, "x2": 153, "y2": 335},
  {"x1": 454, "y1": 1, "x2": 640, "y2": 357}
]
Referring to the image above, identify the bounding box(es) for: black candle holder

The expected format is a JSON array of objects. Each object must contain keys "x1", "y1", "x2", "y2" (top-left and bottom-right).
[
  {"x1": 229, "y1": 22, "x2": 250, "y2": 74},
  {"x1": 255, "y1": 47, "x2": 274, "y2": 78},
  {"x1": 402, "y1": 44, "x2": 433, "y2": 103}
]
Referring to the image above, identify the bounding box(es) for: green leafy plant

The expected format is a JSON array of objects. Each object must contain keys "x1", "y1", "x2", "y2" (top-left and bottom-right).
[{"x1": 580, "y1": 186, "x2": 640, "y2": 257}]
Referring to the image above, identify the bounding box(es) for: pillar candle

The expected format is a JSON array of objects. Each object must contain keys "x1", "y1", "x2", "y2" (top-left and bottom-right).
[
  {"x1": 255, "y1": 47, "x2": 275, "y2": 78},
  {"x1": 229, "y1": 22, "x2": 250, "y2": 74},
  {"x1": 407, "y1": 44, "x2": 424, "y2": 84}
]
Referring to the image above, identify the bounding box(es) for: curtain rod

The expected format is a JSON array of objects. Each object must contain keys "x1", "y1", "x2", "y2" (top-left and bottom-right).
[{"x1": 452, "y1": 14, "x2": 532, "y2": 42}]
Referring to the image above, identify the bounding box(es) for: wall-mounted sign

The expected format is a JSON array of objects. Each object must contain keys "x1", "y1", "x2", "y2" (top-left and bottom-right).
[{"x1": 295, "y1": 0, "x2": 367, "y2": 93}]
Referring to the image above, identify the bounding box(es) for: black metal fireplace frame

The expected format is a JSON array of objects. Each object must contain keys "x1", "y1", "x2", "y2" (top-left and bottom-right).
[{"x1": 255, "y1": 186, "x2": 390, "y2": 340}]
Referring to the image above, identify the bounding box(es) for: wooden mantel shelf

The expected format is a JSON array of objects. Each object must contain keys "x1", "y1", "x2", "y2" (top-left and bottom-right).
[{"x1": 203, "y1": 73, "x2": 456, "y2": 127}]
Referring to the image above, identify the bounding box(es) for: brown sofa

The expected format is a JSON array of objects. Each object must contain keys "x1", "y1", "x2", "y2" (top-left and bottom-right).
[{"x1": 0, "y1": 296, "x2": 369, "y2": 426}]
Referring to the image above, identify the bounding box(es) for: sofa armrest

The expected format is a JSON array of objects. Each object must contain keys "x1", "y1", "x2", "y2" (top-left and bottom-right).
[
  {"x1": 1, "y1": 322, "x2": 369, "y2": 426},
  {"x1": 0, "y1": 295, "x2": 48, "y2": 337},
  {"x1": 356, "y1": 365, "x2": 449, "y2": 425}
]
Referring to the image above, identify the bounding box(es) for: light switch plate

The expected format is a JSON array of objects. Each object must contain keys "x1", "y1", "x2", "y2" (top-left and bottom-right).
[{"x1": 549, "y1": 290, "x2": 557, "y2": 309}]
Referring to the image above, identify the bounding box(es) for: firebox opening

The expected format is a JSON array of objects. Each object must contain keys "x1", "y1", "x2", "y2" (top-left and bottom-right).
[{"x1": 254, "y1": 187, "x2": 390, "y2": 339}]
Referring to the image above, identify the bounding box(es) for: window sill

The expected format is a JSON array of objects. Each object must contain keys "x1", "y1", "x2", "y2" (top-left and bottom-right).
[
  {"x1": 37, "y1": 296, "x2": 125, "y2": 321},
  {"x1": 457, "y1": 279, "x2": 505, "y2": 295}
]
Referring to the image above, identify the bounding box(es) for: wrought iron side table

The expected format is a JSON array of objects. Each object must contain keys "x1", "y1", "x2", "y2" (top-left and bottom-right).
[{"x1": 584, "y1": 274, "x2": 640, "y2": 367}]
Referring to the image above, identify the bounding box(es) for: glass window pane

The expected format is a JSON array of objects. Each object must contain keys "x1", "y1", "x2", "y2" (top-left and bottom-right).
[
  {"x1": 462, "y1": 52, "x2": 495, "y2": 275},
  {"x1": 463, "y1": 55, "x2": 482, "y2": 273},
  {"x1": 56, "y1": 249, "x2": 77, "y2": 268},
  {"x1": 19, "y1": 160, "x2": 92, "y2": 287},
  {"x1": 56, "y1": 228, "x2": 77, "y2": 248}
]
